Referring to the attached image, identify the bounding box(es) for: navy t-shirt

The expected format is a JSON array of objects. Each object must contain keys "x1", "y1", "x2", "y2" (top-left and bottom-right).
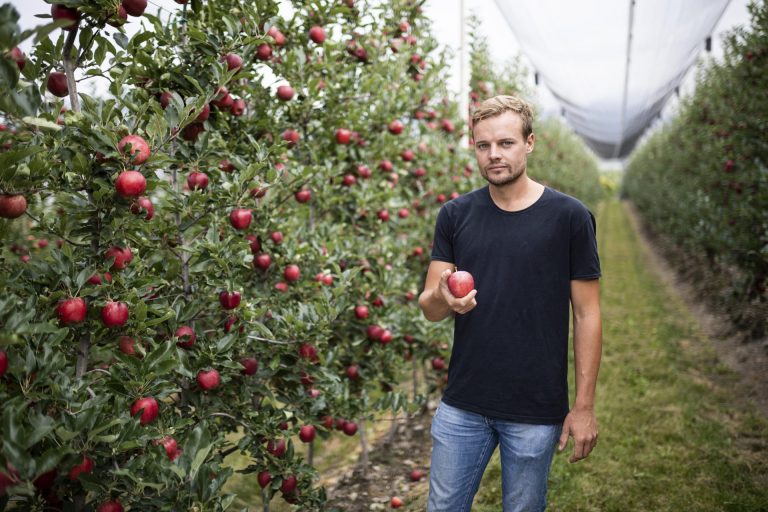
[{"x1": 431, "y1": 185, "x2": 601, "y2": 424}]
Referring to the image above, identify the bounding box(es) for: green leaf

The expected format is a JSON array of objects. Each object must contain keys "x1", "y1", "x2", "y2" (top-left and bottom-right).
[{"x1": 24, "y1": 413, "x2": 55, "y2": 449}]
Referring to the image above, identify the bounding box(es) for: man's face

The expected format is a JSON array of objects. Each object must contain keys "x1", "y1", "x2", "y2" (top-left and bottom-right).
[{"x1": 473, "y1": 111, "x2": 535, "y2": 188}]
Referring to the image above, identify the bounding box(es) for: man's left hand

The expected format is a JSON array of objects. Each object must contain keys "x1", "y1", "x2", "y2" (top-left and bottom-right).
[{"x1": 558, "y1": 406, "x2": 598, "y2": 463}]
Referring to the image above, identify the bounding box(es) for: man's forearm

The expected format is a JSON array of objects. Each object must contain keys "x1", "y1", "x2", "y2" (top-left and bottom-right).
[
  {"x1": 418, "y1": 287, "x2": 453, "y2": 322},
  {"x1": 572, "y1": 312, "x2": 602, "y2": 409}
]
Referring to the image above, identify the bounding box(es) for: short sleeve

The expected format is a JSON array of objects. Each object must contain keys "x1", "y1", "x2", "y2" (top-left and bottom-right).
[
  {"x1": 570, "y1": 210, "x2": 601, "y2": 280},
  {"x1": 430, "y1": 205, "x2": 454, "y2": 263}
]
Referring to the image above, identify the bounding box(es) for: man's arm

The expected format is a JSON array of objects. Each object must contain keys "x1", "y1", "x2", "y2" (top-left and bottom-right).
[
  {"x1": 418, "y1": 261, "x2": 478, "y2": 322},
  {"x1": 558, "y1": 278, "x2": 602, "y2": 463}
]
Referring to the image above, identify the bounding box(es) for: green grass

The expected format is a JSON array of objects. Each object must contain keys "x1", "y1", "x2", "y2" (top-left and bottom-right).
[{"x1": 471, "y1": 200, "x2": 768, "y2": 511}]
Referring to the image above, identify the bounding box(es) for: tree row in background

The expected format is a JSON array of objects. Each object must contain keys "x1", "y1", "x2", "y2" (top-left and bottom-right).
[{"x1": 623, "y1": 1, "x2": 767, "y2": 339}]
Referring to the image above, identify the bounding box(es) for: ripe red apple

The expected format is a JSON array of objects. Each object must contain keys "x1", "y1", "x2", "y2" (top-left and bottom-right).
[
  {"x1": 222, "y1": 53, "x2": 243, "y2": 72},
  {"x1": 180, "y1": 122, "x2": 205, "y2": 141},
  {"x1": 118, "y1": 336, "x2": 136, "y2": 355},
  {"x1": 413, "y1": 167, "x2": 427, "y2": 177},
  {"x1": 401, "y1": 149, "x2": 414, "y2": 161},
  {"x1": 309, "y1": 25, "x2": 326, "y2": 44},
  {"x1": 275, "y1": 281, "x2": 288, "y2": 292},
  {"x1": 257, "y1": 470, "x2": 272, "y2": 488},
  {"x1": 343, "y1": 421, "x2": 358, "y2": 436},
  {"x1": 441, "y1": 119, "x2": 455, "y2": 133},
  {"x1": 67, "y1": 456, "x2": 94, "y2": 481},
  {"x1": 231, "y1": 98, "x2": 246, "y2": 116},
  {"x1": 87, "y1": 272, "x2": 112, "y2": 285},
  {"x1": 254, "y1": 253, "x2": 271, "y2": 270},
  {"x1": 256, "y1": 43, "x2": 272, "y2": 61},
  {"x1": 409, "y1": 469, "x2": 423, "y2": 482},
  {"x1": 32, "y1": 468, "x2": 57, "y2": 490},
  {"x1": 431, "y1": 357, "x2": 445, "y2": 371},
  {"x1": 280, "y1": 475, "x2": 297, "y2": 494},
  {"x1": 130, "y1": 196, "x2": 154, "y2": 220},
  {"x1": 282, "y1": 129, "x2": 300, "y2": 148},
  {"x1": 390, "y1": 496, "x2": 403, "y2": 508},
  {"x1": 195, "y1": 103, "x2": 211, "y2": 122},
  {"x1": 101, "y1": 301, "x2": 129, "y2": 328},
  {"x1": 0, "y1": 194, "x2": 27, "y2": 219},
  {"x1": 229, "y1": 208, "x2": 252, "y2": 230},
  {"x1": 346, "y1": 364, "x2": 360, "y2": 380},
  {"x1": 117, "y1": 135, "x2": 150, "y2": 165},
  {"x1": 218, "y1": 159, "x2": 235, "y2": 172},
  {"x1": 97, "y1": 500, "x2": 123, "y2": 512},
  {"x1": 47, "y1": 71, "x2": 68, "y2": 97},
  {"x1": 298, "y1": 343, "x2": 318, "y2": 361},
  {"x1": 240, "y1": 357, "x2": 258, "y2": 376},
  {"x1": 115, "y1": 170, "x2": 147, "y2": 198},
  {"x1": 379, "y1": 329, "x2": 393, "y2": 344},
  {"x1": 187, "y1": 171, "x2": 209, "y2": 190},
  {"x1": 294, "y1": 189, "x2": 311, "y2": 203},
  {"x1": 342, "y1": 174, "x2": 357, "y2": 186},
  {"x1": 0, "y1": 350, "x2": 7, "y2": 378},
  {"x1": 107, "y1": 4, "x2": 128, "y2": 26},
  {"x1": 335, "y1": 128, "x2": 352, "y2": 144},
  {"x1": 266, "y1": 439, "x2": 286, "y2": 457},
  {"x1": 196, "y1": 369, "x2": 221, "y2": 390},
  {"x1": 219, "y1": 291, "x2": 241, "y2": 309},
  {"x1": 354, "y1": 305, "x2": 369, "y2": 319},
  {"x1": 7, "y1": 47, "x2": 25, "y2": 71},
  {"x1": 155, "y1": 436, "x2": 180, "y2": 461},
  {"x1": 131, "y1": 396, "x2": 159, "y2": 425},
  {"x1": 105, "y1": 246, "x2": 132, "y2": 270},
  {"x1": 276, "y1": 85, "x2": 294, "y2": 101},
  {"x1": 122, "y1": 0, "x2": 147, "y2": 16},
  {"x1": 299, "y1": 425, "x2": 316, "y2": 443},
  {"x1": 51, "y1": 4, "x2": 79, "y2": 30},
  {"x1": 377, "y1": 210, "x2": 390, "y2": 222},
  {"x1": 447, "y1": 270, "x2": 474, "y2": 298},
  {"x1": 397, "y1": 208, "x2": 409, "y2": 218},
  {"x1": 388, "y1": 120, "x2": 403, "y2": 135},
  {"x1": 379, "y1": 159, "x2": 393, "y2": 172},
  {"x1": 366, "y1": 324, "x2": 383, "y2": 341},
  {"x1": 267, "y1": 26, "x2": 286, "y2": 46},
  {"x1": 270, "y1": 231, "x2": 284, "y2": 244},
  {"x1": 56, "y1": 297, "x2": 87, "y2": 325},
  {"x1": 158, "y1": 91, "x2": 173, "y2": 109},
  {"x1": 175, "y1": 325, "x2": 195, "y2": 348},
  {"x1": 283, "y1": 264, "x2": 300, "y2": 282},
  {"x1": 357, "y1": 165, "x2": 372, "y2": 178}
]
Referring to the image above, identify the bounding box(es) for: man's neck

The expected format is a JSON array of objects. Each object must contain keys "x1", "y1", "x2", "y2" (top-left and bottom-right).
[{"x1": 489, "y1": 176, "x2": 545, "y2": 212}]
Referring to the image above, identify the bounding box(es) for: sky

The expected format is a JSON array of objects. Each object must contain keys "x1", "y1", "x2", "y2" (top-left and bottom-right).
[{"x1": 5, "y1": 0, "x2": 755, "y2": 164}]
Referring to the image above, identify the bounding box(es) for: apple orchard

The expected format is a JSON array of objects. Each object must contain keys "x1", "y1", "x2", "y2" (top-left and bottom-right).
[{"x1": 0, "y1": 0, "x2": 478, "y2": 509}]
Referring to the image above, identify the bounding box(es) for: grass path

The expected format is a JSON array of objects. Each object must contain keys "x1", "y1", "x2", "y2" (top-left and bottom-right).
[{"x1": 470, "y1": 200, "x2": 768, "y2": 511}]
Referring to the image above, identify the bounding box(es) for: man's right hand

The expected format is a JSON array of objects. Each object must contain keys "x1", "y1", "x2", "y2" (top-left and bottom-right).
[{"x1": 437, "y1": 269, "x2": 478, "y2": 315}]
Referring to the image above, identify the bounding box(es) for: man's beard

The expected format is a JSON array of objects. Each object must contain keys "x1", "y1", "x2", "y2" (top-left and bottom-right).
[{"x1": 482, "y1": 165, "x2": 524, "y2": 187}]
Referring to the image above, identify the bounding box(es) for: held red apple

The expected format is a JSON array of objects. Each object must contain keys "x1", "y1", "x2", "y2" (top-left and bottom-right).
[
  {"x1": 101, "y1": 301, "x2": 129, "y2": 328},
  {"x1": 0, "y1": 194, "x2": 27, "y2": 219},
  {"x1": 0, "y1": 350, "x2": 7, "y2": 378},
  {"x1": 122, "y1": 0, "x2": 147, "y2": 16},
  {"x1": 219, "y1": 291, "x2": 241, "y2": 309},
  {"x1": 309, "y1": 25, "x2": 326, "y2": 44},
  {"x1": 257, "y1": 471, "x2": 272, "y2": 488},
  {"x1": 276, "y1": 85, "x2": 294, "y2": 101},
  {"x1": 130, "y1": 396, "x2": 159, "y2": 425},
  {"x1": 97, "y1": 500, "x2": 124, "y2": 512},
  {"x1": 335, "y1": 128, "x2": 352, "y2": 144},
  {"x1": 196, "y1": 369, "x2": 221, "y2": 390},
  {"x1": 388, "y1": 120, "x2": 403, "y2": 135},
  {"x1": 117, "y1": 135, "x2": 150, "y2": 165},
  {"x1": 105, "y1": 246, "x2": 132, "y2": 270},
  {"x1": 283, "y1": 264, "x2": 300, "y2": 282},
  {"x1": 47, "y1": 71, "x2": 68, "y2": 97},
  {"x1": 175, "y1": 325, "x2": 196, "y2": 348},
  {"x1": 51, "y1": 4, "x2": 79, "y2": 30},
  {"x1": 240, "y1": 357, "x2": 258, "y2": 376},
  {"x1": 229, "y1": 208, "x2": 252, "y2": 230},
  {"x1": 299, "y1": 425, "x2": 316, "y2": 443},
  {"x1": 115, "y1": 170, "x2": 147, "y2": 198},
  {"x1": 56, "y1": 297, "x2": 87, "y2": 325},
  {"x1": 447, "y1": 270, "x2": 475, "y2": 298}
]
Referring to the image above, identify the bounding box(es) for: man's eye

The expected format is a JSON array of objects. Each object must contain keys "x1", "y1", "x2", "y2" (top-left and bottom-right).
[{"x1": 502, "y1": 141, "x2": 513, "y2": 146}]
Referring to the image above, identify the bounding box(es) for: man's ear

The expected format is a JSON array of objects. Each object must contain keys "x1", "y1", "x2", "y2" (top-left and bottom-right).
[{"x1": 527, "y1": 133, "x2": 535, "y2": 153}]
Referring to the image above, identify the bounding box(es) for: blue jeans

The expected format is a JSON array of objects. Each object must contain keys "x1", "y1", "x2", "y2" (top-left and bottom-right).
[{"x1": 428, "y1": 401, "x2": 562, "y2": 512}]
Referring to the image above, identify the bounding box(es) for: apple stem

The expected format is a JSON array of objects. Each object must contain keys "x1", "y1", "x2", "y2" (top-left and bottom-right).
[{"x1": 62, "y1": 26, "x2": 81, "y2": 113}]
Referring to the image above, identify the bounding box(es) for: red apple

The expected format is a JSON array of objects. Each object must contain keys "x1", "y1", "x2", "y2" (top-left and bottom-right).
[
  {"x1": 377, "y1": 210, "x2": 390, "y2": 222},
  {"x1": 231, "y1": 98, "x2": 246, "y2": 116},
  {"x1": 409, "y1": 469, "x2": 423, "y2": 482},
  {"x1": 195, "y1": 103, "x2": 211, "y2": 122},
  {"x1": 270, "y1": 231, "x2": 284, "y2": 244},
  {"x1": 277, "y1": 85, "x2": 294, "y2": 101},
  {"x1": 357, "y1": 165, "x2": 372, "y2": 178},
  {"x1": 354, "y1": 305, "x2": 369, "y2": 319},
  {"x1": 254, "y1": 253, "x2": 271, "y2": 270},
  {"x1": 0, "y1": 350, "x2": 7, "y2": 378},
  {"x1": 175, "y1": 325, "x2": 195, "y2": 348},
  {"x1": 230, "y1": 208, "x2": 252, "y2": 230},
  {"x1": 56, "y1": 297, "x2": 87, "y2": 325},
  {"x1": 379, "y1": 159, "x2": 393, "y2": 172},
  {"x1": 335, "y1": 128, "x2": 352, "y2": 144},
  {"x1": 222, "y1": 53, "x2": 243, "y2": 72},
  {"x1": 118, "y1": 336, "x2": 136, "y2": 355},
  {"x1": 280, "y1": 475, "x2": 297, "y2": 494},
  {"x1": 101, "y1": 301, "x2": 129, "y2": 328},
  {"x1": 122, "y1": 0, "x2": 147, "y2": 16},
  {"x1": 131, "y1": 396, "x2": 159, "y2": 425},
  {"x1": 342, "y1": 174, "x2": 357, "y2": 186},
  {"x1": 391, "y1": 496, "x2": 403, "y2": 508},
  {"x1": 47, "y1": 71, "x2": 68, "y2": 97},
  {"x1": 367, "y1": 324, "x2": 383, "y2": 341},
  {"x1": 294, "y1": 189, "x2": 311, "y2": 203},
  {"x1": 346, "y1": 364, "x2": 360, "y2": 380},
  {"x1": 299, "y1": 425, "x2": 316, "y2": 443},
  {"x1": 67, "y1": 456, "x2": 94, "y2": 481},
  {"x1": 246, "y1": 235, "x2": 261, "y2": 253},
  {"x1": 298, "y1": 343, "x2": 317, "y2": 361},
  {"x1": 266, "y1": 439, "x2": 286, "y2": 457},
  {"x1": 130, "y1": 196, "x2": 154, "y2": 220},
  {"x1": 267, "y1": 26, "x2": 286, "y2": 46},
  {"x1": 158, "y1": 91, "x2": 173, "y2": 108},
  {"x1": 397, "y1": 208, "x2": 409, "y2": 218},
  {"x1": 218, "y1": 159, "x2": 235, "y2": 172},
  {"x1": 117, "y1": 135, "x2": 150, "y2": 165},
  {"x1": 431, "y1": 357, "x2": 445, "y2": 371},
  {"x1": 7, "y1": 47, "x2": 25, "y2": 71},
  {"x1": 401, "y1": 149, "x2": 414, "y2": 161},
  {"x1": 388, "y1": 120, "x2": 403, "y2": 135},
  {"x1": 156, "y1": 436, "x2": 180, "y2": 461},
  {"x1": 379, "y1": 329, "x2": 393, "y2": 344},
  {"x1": 105, "y1": 246, "x2": 132, "y2": 270},
  {"x1": 282, "y1": 129, "x2": 300, "y2": 148},
  {"x1": 51, "y1": 4, "x2": 79, "y2": 30},
  {"x1": 219, "y1": 291, "x2": 241, "y2": 309},
  {"x1": 447, "y1": 270, "x2": 474, "y2": 298},
  {"x1": 240, "y1": 357, "x2": 258, "y2": 375},
  {"x1": 309, "y1": 26, "x2": 326, "y2": 44},
  {"x1": 283, "y1": 264, "x2": 300, "y2": 282},
  {"x1": 187, "y1": 171, "x2": 209, "y2": 190},
  {"x1": 343, "y1": 421, "x2": 358, "y2": 436},
  {"x1": 115, "y1": 170, "x2": 147, "y2": 198},
  {"x1": 196, "y1": 369, "x2": 221, "y2": 390},
  {"x1": 0, "y1": 194, "x2": 27, "y2": 219},
  {"x1": 32, "y1": 468, "x2": 57, "y2": 490},
  {"x1": 256, "y1": 43, "x2": 273, "y2": 61},
  {"x1": 257, "y1": 470, "x2": 272, "y2": 488},
  {"x1": 97, "y1": 500, "x2": 123, "y2": 512}
]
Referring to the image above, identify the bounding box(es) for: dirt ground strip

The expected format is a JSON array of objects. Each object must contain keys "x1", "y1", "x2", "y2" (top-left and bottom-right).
[{"x1": 624, "y1": 201, "x2": 768, "y2": 417}]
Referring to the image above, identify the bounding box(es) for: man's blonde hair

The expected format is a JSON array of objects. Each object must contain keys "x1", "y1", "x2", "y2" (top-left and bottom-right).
[{"x1": 471, "y1": 95, "x2": 534, "y2": 138}]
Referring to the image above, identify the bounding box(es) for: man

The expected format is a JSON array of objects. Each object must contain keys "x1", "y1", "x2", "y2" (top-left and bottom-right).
[{"x1": 418, "y1": 95, "x2": 602, "y2": 511}]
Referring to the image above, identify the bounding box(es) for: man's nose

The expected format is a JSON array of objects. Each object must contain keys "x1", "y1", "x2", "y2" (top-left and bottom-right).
[{"x1": 489, "y1": 144, "x2": 501, "y2": 159}]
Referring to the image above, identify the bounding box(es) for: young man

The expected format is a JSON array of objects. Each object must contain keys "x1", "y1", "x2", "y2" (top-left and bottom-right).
[{"x1": 418, "y1": 95, "x2": 602, "y2": 511}]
